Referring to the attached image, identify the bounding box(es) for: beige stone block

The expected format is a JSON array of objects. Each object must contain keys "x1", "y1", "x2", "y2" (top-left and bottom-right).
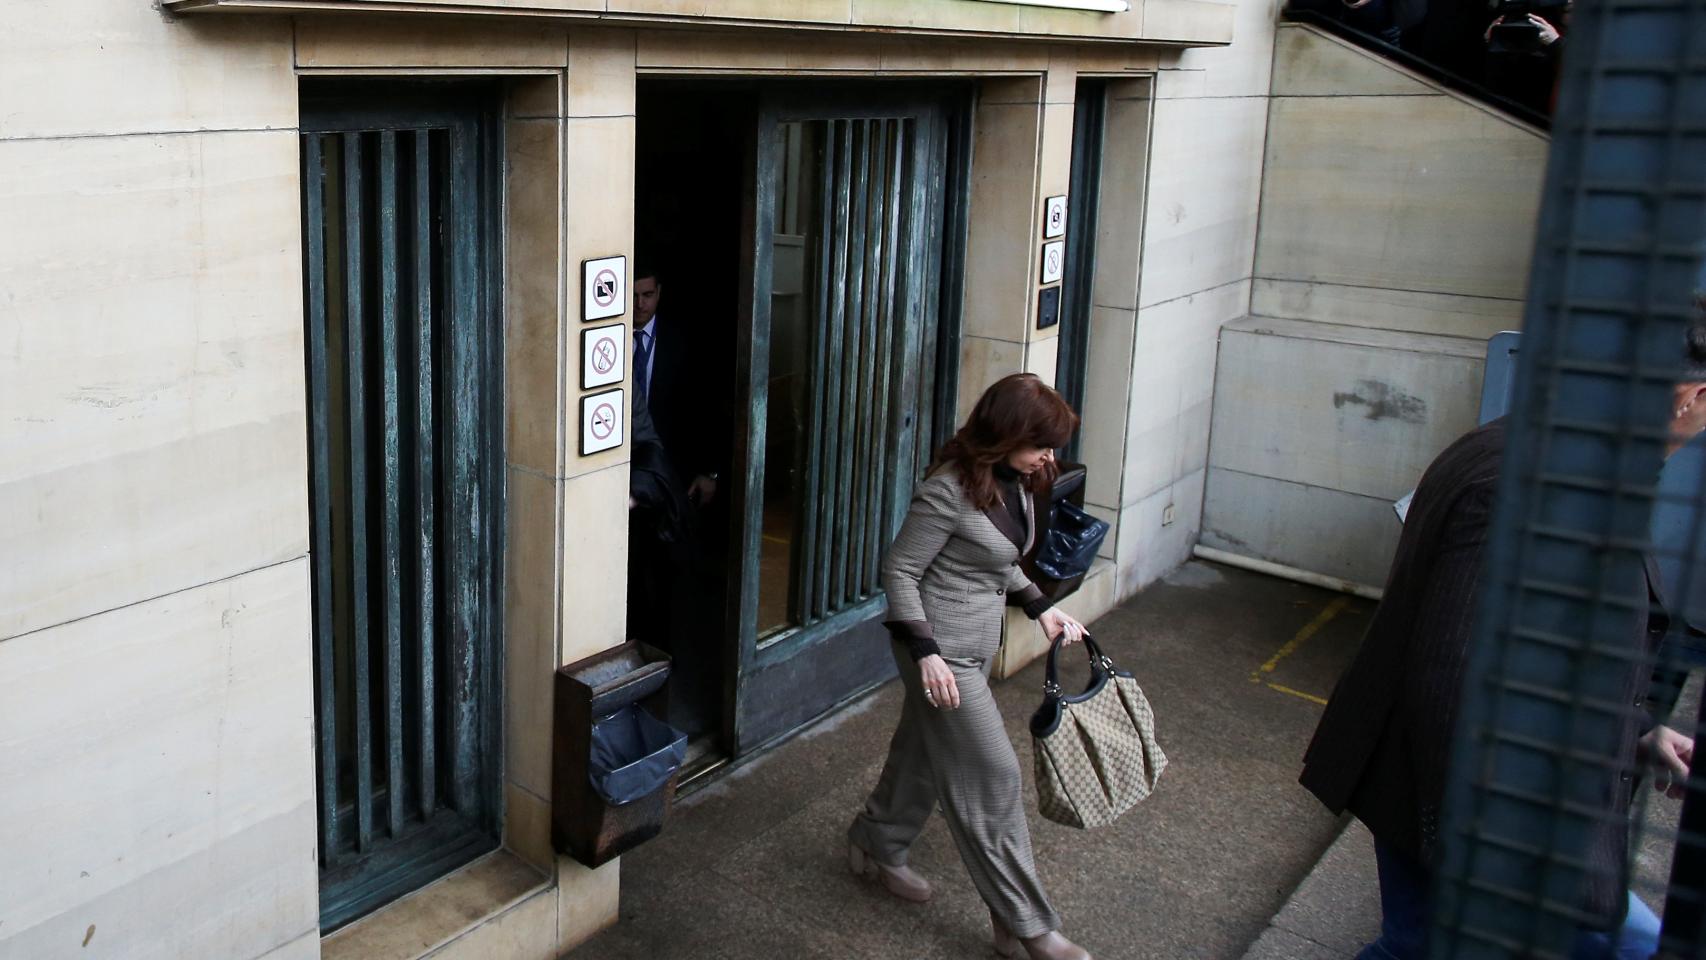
[
  {"x1": 1255, "y1": 94, "x2": 1546, "y2": 302},
  {"x1": 505, "y1": 468, "x2": 561, "y2": 799},
  {"x1": 1089, "y1": 88, "x2": 1153, "y2": 314},
  {"x1": 0, "y1": 562, "x2": 318, "y2": 960},
  {"x1": 1162, "y1": 0, "x2": 1281, "y2": 98},
  {"x1": 255, "y1": 930, "x2": 320, "y2": 960},
  {"x1": 509, "y1": 73, "x2": 565, "y2": 120},
  {"x1": 322, "y1": 853, "x2": 547, "y2": 960},
  {"x1": 1113, "y1": 467, "x2": 1205, "y2": 598},
  {"x1": 1072, "y1": 46, "x2": 1163, "y2": 75},
  {"x1": 1141, "y1": 0, "x2": 1237, "y2": 45},
  {"x1": 963, "y1": 101, "x2": 1040, "y2": 342},
  {"x1": 611, "y1": 0, "x2": 850, "y2": 23},
  {"x1": 1026, "y1": 328, "x2": 1060, "y2": 384},
  {"x1": 506, "y1": 119, "x2": 567, "y2": 478},
  {"x1": 980, "y1": 74, "x2": 1045, "y2": 106},
  {"x1": 568, "y1": 28, "x2": 637, "y2": 118},
  {"x1": 0, "y1": 2, "x2": 293, "y2": 140},
  {"x1": 878, "y1": 37, "x2": 1049, "y2": 73},
  {"x1": 561, "y1": 465, "x2": 633, "y2": 664},
  {"x1": 1138, "y1": 95, "x2": 1266, "y2": 309},
  {"x1": 1, "y1": 130, "x2": 307, "y2": 640},
  {"x1": 1209, "y1": 317, "x2": 1485, "y2": 501},
  {"x1": 557, "y1": 857, "x2": 621, "y2": 951},
  {"x1": 565, "y1": 115, "x2": 636, "y2": 300},
  {"x1": 506, "y1": 782, "x2": 555, "y2": 872},
  {"x1": 1039, "y1": 101, "x2": 1075, "y2": 208},
  {"x1": 1086, "y1": 501, "x2": 1119, "y2": 560},
  {"x1": 634, "y1": 28, "x2": 872, "y2": 72},
  {"x1": 295, "y1": 16, "x2": 569, "y2": 68},
  {"x1": 1251, "y1": 278, "x2": 1525, "y2": 340},
  {"x1": 406, "y1": 883, "x2": 556, "y2": 960},
  {"x1": 1271, "y1": 22, "x2": 1437, "y2": 97},
  {"x1": 851, "y1": 0, "x2": 1145, "y2": 40},
  {"x1": 955, "y1": 336, "x2": 1027, "y2": 425},
  {"x1": 1122, "y1": 280, "x2": 1245, "y2": 505},
  {"x1": 1155, "y1": 67, "x2": 1209, "y2": 99},
  {"x1": 1079, "y1": 305, "x2": 1137, "y2": 510},
  {"x1": 1044, "y1": 54, "x2": 1078, "y2": 105}
]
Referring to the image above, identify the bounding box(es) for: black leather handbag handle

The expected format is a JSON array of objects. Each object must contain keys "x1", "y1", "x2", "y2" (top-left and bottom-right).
[{"x1": 1042, "y1": 632, "x2": 1117, "y2": 699}]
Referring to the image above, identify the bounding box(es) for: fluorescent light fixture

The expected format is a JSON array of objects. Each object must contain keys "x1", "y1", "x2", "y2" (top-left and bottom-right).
[{"x1": 971, "y1": 0, "x2": 1131, "y2": 11}]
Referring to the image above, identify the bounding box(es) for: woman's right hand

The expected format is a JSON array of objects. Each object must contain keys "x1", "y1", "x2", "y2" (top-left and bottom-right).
[{"x1": 918, "y1": 654, "x2": 960, "y2": 710}]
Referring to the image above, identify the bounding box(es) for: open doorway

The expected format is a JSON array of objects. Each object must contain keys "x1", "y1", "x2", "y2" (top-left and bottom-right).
[
  {"x1": 628, "y1": 82, "x2": 754, "y2": 751},
  {"x1": 629, "y1": 78, "x2": 972, "y2": 772}
]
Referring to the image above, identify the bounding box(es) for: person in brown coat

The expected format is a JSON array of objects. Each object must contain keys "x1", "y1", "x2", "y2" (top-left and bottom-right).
[{"x1": 1300, "y1": 308, "x2": 1706, "y2": 960}]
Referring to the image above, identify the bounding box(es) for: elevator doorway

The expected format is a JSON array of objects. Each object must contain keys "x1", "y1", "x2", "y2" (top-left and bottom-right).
[{"x1": 630, "y1": 80, "x2": 971, "y2": 773}]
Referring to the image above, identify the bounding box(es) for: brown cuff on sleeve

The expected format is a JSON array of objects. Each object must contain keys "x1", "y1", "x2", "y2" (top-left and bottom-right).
[
  {"x1": 884, "y1": 619, "x2": 941, "y2": 661},
  {"x1": 1015, "y1": 585, "x2": 1054, "y2": 620}
]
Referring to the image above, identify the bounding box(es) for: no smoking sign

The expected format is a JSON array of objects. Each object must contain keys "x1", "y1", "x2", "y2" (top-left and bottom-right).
[
  {"x1": 582, "y1": 255, "x2": 627, "y2": 321},
  {"x1": 580, "y1": 388, "x2": 625, "y2": 455},
  {"x1": 582, "y1": 323, "x2": 625, "y2": 389}
]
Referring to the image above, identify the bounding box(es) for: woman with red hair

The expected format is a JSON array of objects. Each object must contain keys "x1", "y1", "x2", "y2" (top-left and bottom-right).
[{"x1": 847, "y1": 373, "x2": 1093, "y2": 960}]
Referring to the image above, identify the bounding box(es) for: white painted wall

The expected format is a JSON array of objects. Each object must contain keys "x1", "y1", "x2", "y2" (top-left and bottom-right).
[{"x1": 0, "y1": 3, "x2": 318, "y2": 958}]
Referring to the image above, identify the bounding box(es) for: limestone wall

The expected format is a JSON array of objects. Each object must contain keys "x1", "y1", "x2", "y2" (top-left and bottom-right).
[
  {"x1": 0, "y1": 4, "x2": 319, "y2": 959},
  {"x1": 1200, "y1": 23, "x2": 1547, "y2": 587}
]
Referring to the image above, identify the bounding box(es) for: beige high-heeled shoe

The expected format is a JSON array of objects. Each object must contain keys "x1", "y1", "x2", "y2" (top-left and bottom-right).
[
  {"x1": 991, "y1": 912, "x2": 1092, "y2": 960},
  {"x1": 847, "y1": 841, "x2": 934, "y2": 903}
]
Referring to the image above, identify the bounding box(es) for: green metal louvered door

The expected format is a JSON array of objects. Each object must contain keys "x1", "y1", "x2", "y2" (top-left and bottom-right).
[
  {"x1": 298, "y1": 82, "x2": 503, "y2": 931},
  {"x1": 728, "y1": 89, "x2": 959, "y2": 754}
]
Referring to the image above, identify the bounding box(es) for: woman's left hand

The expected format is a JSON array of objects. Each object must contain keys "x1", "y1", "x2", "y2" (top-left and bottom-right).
[{"x1": 1039, "y1": 608, "x2": 1086, "y2": 645}]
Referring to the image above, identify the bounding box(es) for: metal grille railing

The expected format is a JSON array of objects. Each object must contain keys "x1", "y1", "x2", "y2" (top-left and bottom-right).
[{"x1": 1428, "y1": 0, "x2": 1706, "y2": 952}]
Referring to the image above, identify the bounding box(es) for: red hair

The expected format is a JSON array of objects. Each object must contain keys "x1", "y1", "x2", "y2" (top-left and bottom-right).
[{"x1": 931, "y1": 373, "x2": 1079, "y2": 510}]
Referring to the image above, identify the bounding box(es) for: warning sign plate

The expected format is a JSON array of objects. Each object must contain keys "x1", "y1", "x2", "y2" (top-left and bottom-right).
[
  {"x1": 582, "y1": 323, "x2": 625, "y2": 389},
  {"x1": 580, "y1": 388, "x2": 625, "y2": 455},
  {"x1": 582, "y1": 255, "x2": 627, "y2": 322}
]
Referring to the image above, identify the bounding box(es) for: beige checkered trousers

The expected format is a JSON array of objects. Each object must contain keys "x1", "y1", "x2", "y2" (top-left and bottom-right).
[{"x1": 848, "y1": 468, "x2": 1063, "y2": 939}]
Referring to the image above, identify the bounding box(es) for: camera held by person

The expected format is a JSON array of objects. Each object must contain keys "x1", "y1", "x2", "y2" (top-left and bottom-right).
[{"x1": 1484, "y1": 0, "x2": 1565, "y2": 53}]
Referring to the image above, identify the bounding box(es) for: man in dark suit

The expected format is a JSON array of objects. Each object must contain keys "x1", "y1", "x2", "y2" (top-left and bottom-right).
[
  {"x1": 1300, "y1": 307, "x2": 1706, "y2": 960},
  {"x1": 626, "y1": 265, "x2": 730, "y2": 734},
  {"x1": 631, "y1": 267, "x2": 724, "y2": 504}
]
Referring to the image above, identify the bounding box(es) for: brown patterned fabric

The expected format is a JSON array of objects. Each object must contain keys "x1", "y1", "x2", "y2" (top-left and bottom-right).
[
  {"x1": 852, "y1": 465, "x2": 1065, "y2": 939},
  {"x1": 881, "y1": 468, "x2": 1046, "y2": 661},
  {"x1": 1034, "y1": 674, "x2": 1168, "y2": 830}
]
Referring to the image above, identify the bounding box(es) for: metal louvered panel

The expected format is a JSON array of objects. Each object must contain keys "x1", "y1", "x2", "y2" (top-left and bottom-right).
[{"x1": 300, "y1": 83, "x2": 502, "y2": 933}]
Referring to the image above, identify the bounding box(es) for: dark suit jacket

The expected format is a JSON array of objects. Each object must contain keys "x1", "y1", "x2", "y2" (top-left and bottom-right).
[
  {"x1": 641, "y1": 316, "x2": 726, "y2": 487},
  {"x1": 1300, "y1": 419, "x2": 1657, "y2": 926}
]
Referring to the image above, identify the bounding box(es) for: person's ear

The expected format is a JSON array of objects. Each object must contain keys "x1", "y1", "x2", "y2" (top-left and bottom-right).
[{"x1": 1681, "y1": 382, "x2": 1706, "y2": 416}]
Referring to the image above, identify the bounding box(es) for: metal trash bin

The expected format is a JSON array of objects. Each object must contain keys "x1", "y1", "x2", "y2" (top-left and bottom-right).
[{"x1": 552, "y1": 640, "x2": 684, "y2": 867}]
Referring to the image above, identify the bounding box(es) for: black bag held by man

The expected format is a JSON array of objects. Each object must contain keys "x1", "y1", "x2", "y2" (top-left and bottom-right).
[
  {"x1": 588, "y1": 703, "x2": 688, "y2": 806},
  {"x1": 1032, "y1": 499, "x2": 1110, "y2": 583}
]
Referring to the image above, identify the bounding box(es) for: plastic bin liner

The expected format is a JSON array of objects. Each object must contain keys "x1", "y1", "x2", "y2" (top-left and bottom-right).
[
  {"x1": 588, "y1": 704, "x2": 688, "y2": 806},
  {"x1": 1033, "y1": 500, "x2": 1112, "y2": 582}
]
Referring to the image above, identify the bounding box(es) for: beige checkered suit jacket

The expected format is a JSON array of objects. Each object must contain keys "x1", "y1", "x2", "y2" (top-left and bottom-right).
[{"x1": 880, "y1": 467, "x2": 1041, "y2": 660}]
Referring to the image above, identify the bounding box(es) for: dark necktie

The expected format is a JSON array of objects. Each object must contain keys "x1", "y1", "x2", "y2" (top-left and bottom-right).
[{"x1": 633, "y1": 328, "x2": 652, "y2": 399}]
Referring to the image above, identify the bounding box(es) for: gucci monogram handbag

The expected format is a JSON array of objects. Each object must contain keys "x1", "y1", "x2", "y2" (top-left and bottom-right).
[{"x1": 1029, "y1": 634, "x2": 1167, "y2": 829}]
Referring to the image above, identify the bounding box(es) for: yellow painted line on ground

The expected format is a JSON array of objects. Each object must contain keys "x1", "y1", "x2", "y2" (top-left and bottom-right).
[
  {"x1": 762, "y1": 534, "x2": 791, "y2": 546},
  {"x1": 1266, "y1": 682, "x2": 1330, "y2": 706},
  {"x1": 1248, "y1": 595, "x2": 1349, "y2": 705}
]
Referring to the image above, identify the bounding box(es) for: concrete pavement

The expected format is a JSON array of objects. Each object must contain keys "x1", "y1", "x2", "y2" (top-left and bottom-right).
[{"x1": 572, "y1": 561, "x2": 1371, "y2": 960}]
